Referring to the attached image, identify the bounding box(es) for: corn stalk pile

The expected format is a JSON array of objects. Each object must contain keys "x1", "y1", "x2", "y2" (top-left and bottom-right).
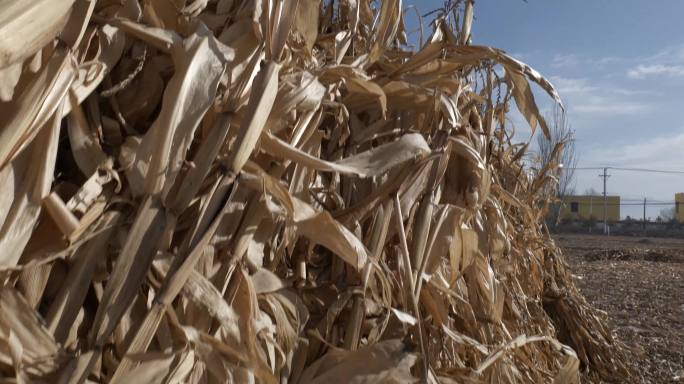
[{"x1": 0, "y1": 0, "x2": 631, "y2": 382}]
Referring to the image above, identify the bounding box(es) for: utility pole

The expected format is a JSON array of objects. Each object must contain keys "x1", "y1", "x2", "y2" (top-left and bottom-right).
[
  {"x1": 598, "y1": 167, "x2": 611, "y2": 234},
  {"x1": 589, "y1": 196, "x2": 593, "y2": 233},
  {"x1": 643, "y1": 197, "x2": 647, "y2": 231}
]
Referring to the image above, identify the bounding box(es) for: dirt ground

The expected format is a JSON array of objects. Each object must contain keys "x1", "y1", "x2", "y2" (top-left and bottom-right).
[{"x1": 555, "y1": 234, "x2": 684, "y2": 384}]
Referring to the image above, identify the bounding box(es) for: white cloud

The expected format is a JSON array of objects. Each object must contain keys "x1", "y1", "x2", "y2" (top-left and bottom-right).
[
  {"x1": 551, "y1": 53, "x2": 580, "y2": 68},
  {"x1": 550, "y1": 76, "x2": 597, "y2": 94},
  {"x1": 644, "y1": 45, "x2": 684, "y2": 63},
  {"x1": 611, "y1": 88, "x2": 658, "y2": 96},
  {"x1": 627, "y1": 64, "x2": 684, "y2": 79},
  {"x1": 549, "y1": 44, "x2": 684, "y2": 80},
  {"x1": 550, "y1": 53, "x2": 625, "y2": 69},
  {"x1": 587, "y1": 130, "x2": 684, "y2": 168},
  {"x1": 573, "y1": 98, "x2": 651, "y2": 115},
  {"x1": 595, "y1": 56, "x2": 623, "y2": 65},
  {"x1": 550, "y1": 76, "x2": 655, "y2": 98},
  {"x1": 625, "y1": 45, "x2": 684, "y2": 79},
  {"x1": 547, "y1": 77, "x2": 654, "y2": 116}
]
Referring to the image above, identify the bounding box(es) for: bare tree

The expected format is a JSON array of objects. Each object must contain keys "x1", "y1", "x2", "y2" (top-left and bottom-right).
[
  {"x1": 537, "y1": 104, "x2": 578, "y2": 228},
  {"x1": 659, "y1": 207, "x2": 676, "y2": 221}
]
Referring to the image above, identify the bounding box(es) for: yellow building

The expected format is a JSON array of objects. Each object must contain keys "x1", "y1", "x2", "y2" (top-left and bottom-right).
[
  {"x1": 676, "y1": 193, "x2": 684, "y2": 222},
  {"x1": 559, "y1": 195, "x2": 620, "y2": 222}
]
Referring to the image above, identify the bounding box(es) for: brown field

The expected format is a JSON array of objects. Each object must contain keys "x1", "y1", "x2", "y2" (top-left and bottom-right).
[{"x1": 555, "y1": 234, "x2": 684, "y2": 383}]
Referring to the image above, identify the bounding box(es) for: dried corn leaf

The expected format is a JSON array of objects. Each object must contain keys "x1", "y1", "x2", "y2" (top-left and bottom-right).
[
  {"x1": 299, "y1": 340, "x2": 417, "y2": 384},
  {"x1": 0, "y1": 0, "x2": 74, "y2": 68},
  {"x1": 261, "y1": 132, "x2": 430, "y2": 177},
  {"x1": 0, "y1": 288, "x2": 60, "y2": 376},
  {"x1": 138, "y1": 24, "x2": 232, "y2": 196}
]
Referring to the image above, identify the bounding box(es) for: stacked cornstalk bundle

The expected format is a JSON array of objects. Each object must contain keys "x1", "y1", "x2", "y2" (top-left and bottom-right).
[{"x1": 0, "y1": 0, "x2": 630, "y2": 382}]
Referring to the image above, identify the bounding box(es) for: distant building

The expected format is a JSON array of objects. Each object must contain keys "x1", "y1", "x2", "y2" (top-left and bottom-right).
[
  {"x1": 676, "y1": 193, "x2": 684, "y2": 222},
  {"x1": 559, "y1": 195, "x2": 620, "y2": 222}
]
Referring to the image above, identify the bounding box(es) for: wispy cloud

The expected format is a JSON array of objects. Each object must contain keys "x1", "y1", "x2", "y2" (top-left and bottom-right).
[
  {"x1": 585, "y1": 129, "x2": 684, "y2": 168},
  {"x1": 611, "y1": 88, "x2": 658, "y2": 96},
  {"x1": 550, "y1": 76, "x2": 655, "y2": 98},
  {"x1": 624, "y1": 45, "x2": 684, "y2": 79},
  {"x1": 550, "y1": 53, "x2": 625, "y2": 69},
  {"x1": 627, "y1": 64, "x2": 684, "y2": 79},
  {"x1": 644, "y1": 45, "x2": 684, "y2": 63},
  {"x1": 548, "y1": 76, "x2": 655, "y2": 116},
  {"x1": 550, "y1": 76, "x2": 597, "y2": 94},
  {"x1": 549, "y1": 44, "x2": 684, "y2": 80},
  {"x1": 573, "y1": 99, "x2": 651, "y2": 115},
  {"x1": 551, "y1": 53, "x2": 580, "y2": 68}
]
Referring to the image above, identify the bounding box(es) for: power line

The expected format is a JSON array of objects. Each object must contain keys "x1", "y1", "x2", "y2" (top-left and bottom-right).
[
  {"x1": 560, "y1": 201, "x2": 676, "y2": 206},
  {"x1": 606, "y1": 202, "x2": 675, "y2": 206},
  {"x1": 611, "y1": 167, "x2": 684, "y2": 174},
  {"x1": 569, "y1": 166, "x2": 684, "y2": 174}
]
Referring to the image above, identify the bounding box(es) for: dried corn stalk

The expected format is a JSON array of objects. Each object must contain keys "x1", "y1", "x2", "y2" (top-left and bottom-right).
[{"x1": 0, "y1": 0, "x2": 630, "y2": 383}]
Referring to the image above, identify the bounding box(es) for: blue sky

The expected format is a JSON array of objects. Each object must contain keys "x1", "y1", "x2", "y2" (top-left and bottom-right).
[{"x1": 404, "y1": 0, "x2": 684, "y2": 219}]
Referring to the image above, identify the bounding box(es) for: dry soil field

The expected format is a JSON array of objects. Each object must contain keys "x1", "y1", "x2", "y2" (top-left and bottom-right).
[{"x1": 555, "y1": 234, "x2": 684, "y2": 383}]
